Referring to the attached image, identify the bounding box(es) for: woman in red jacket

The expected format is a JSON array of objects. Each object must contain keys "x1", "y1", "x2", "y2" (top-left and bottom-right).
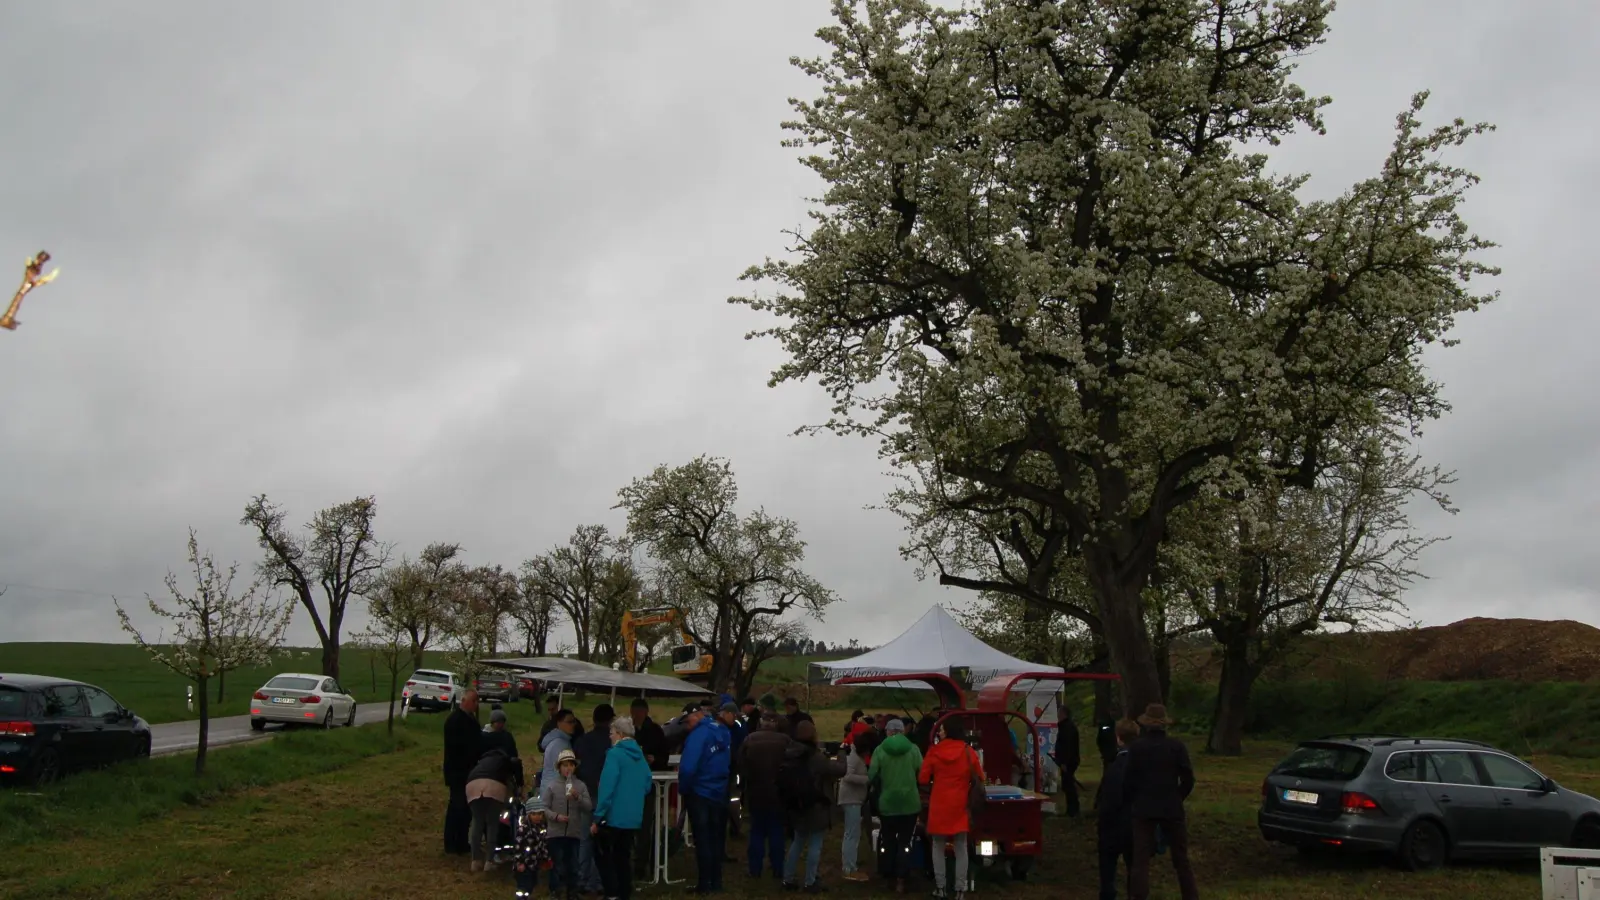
[{"x1": 918, "y1": 719, "x2": 981, "y2": 900}]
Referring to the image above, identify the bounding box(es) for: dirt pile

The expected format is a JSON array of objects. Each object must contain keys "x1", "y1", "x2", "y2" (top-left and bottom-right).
[{"x1": 1184, "y1": 617, "x2": 1600, "y2": 684}]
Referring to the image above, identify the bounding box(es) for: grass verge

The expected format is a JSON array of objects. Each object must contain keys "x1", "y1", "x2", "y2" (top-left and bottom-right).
[
  {"x1": 5, "y1": 719, "x2": 1593, "y2": 899},
  {"x1": 0, "y1": 714, "x2": 421, "y2": 851}
]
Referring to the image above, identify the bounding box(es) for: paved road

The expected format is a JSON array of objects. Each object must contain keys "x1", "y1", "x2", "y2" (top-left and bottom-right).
[{"x1": 149, "y1": 703, "x2": 403, "y2": 756}]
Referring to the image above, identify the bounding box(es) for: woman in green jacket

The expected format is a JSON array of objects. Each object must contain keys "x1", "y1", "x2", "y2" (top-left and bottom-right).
[{"x1": 867, "y1": 719, "x2": 925, "y2": 893}]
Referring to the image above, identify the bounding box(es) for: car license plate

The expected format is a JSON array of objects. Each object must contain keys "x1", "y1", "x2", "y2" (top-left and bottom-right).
[
  {"x1": 1282, "y1": 789, "x2": 1318, "y2": 805},
  {"x1": 272, "y1": 697, "x2": 296, "y2": 704}
]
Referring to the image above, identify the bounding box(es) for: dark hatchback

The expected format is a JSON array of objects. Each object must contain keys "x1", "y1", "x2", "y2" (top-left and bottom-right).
[
  {"x1": 1259, "y1": 735, "x2": 1600, "y2": 870},
  {"x1": 0, "y1": 673, "x2": 152, "y2": 784}
]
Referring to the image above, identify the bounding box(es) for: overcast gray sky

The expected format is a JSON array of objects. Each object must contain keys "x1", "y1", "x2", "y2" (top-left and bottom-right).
[{"x1": 0, "y1": 1, "x2": 1594, "y2": 654}]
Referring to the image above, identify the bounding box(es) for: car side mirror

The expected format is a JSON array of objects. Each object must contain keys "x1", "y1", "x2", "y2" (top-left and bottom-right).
[
  {"x1": 103, "y1": 710, "x2": 122, "y2": 724},
  {"x1": 1542, "y1": 778, "x2": 1557, "y2": 794}
]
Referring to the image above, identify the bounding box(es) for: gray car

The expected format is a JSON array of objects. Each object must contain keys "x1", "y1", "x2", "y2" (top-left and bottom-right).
[{"x1": 1258, "y1": 735, "x2": 1600, "y2": 870}]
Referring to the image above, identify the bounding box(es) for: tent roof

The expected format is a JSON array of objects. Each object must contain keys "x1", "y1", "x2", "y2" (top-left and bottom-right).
[
  {"x1": 810, "y1": 605, "x2": 1061, "y2": 685},
  {"x1": 481, "y1": 658, "x2": 711, "y2": 697}
]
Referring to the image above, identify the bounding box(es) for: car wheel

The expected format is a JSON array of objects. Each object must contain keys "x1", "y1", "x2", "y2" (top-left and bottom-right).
[
  {"x1": 31, "y1": 748, "x2": 62, "y2": 786},
  {"x1": 322, "y1": 708, "x2": 333, "y2": 730},
  {"x1": 1572, "y1": 817, "x2": 1600, "y2": 850},
  {"x1": 346, "y1": 703, "x2": 357, "y2": 727},
  {"x1": 1398, "y1": 819, "x2": 1448, "y2": 871},
  {"x1": 250, "y1": 717, "x2": 266, "y2": 732},
  {"x1": 136, "y1": 737, "x2": 151, "y2": 759}
]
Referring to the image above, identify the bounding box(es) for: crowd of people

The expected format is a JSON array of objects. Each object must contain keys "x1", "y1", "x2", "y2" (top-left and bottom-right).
[{"x1": 440, "y1": 688, "x2": 1199, "y2": 900}]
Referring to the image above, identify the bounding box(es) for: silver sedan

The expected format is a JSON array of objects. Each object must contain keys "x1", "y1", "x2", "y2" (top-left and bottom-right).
[{"x1": 249, "y1": 673, "x2": 357, "y2": 731}]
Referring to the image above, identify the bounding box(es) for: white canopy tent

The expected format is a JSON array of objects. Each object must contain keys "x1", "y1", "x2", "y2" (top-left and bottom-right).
[{"x1": 808, "y1": 605, "x2": 1062, "y2": 690}]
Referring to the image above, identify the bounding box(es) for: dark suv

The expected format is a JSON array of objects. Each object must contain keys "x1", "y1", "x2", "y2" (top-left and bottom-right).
[
  {"x1": 1259, "y1": 734, "x2": 1600, "y2": 870},
  {"x1": 0, "y1": 673, "x2": 152, "y2": 784}
]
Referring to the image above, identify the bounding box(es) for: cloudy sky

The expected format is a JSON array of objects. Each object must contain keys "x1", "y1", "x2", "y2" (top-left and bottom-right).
[{"x1": 0, "y1": 1, "x2": 1594, "y2": 654}]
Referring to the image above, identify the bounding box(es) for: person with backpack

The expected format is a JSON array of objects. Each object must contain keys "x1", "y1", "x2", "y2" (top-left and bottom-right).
[
  {"x1": 678, "y1": 705, "x2": 732, "y2": 894},
  {"x1": 779, "y1": 720, "x2": 845, "y2": 893},
  {"x1": 919, "y1": 719, "x2": 982, "y2": 900},
  {"x1": 1124, "y1": 704, "x2": 1197, "y2": 900},
  {"x1": 868, "y1": 718, "x2": 923, "y2": 892},
  {"x1": 738, "y1": 714, "x2": 791, "y2": 880}
]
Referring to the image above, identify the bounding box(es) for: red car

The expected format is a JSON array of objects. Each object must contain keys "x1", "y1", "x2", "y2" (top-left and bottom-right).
[{"x1": 517, "y1": 677, "x2": 541, "y2": 700}]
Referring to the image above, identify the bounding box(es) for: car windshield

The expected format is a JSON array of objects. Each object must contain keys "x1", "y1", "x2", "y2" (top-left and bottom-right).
[
  {"x1": 1274, "y1": 744, "x2": 1371, "y2": 781},
  {"x1": 265, "y1": 676, "x2": 320, "y2": 691},
  {"x1": 0, "y1": 688, "x2": 29, "y2": 717}
]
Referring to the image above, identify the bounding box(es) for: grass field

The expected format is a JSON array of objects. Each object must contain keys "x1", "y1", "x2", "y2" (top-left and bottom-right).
[
  {"x1": 2, "y1": 703, "x2": 1588, "y2": 899},
  {"x1": 0, "y1": 642, "x2": 456, "y2": 724}
]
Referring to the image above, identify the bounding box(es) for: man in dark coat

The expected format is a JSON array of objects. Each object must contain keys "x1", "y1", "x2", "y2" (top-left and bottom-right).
[
  {"x1": 539, "y1": 693, "x2": 561, "y2": 740},
  {"x1": 572, "y1": 704, "x2": 614, "y2": 896},
  {"x1": 442, "y1": 690, "x2": 483, "y2": 855},
  {"x1": 1053, "y1": 707, "x2": 1082, "y2": 817},
  {"x1": 1095, "y1": 719, "x2": 1139, "y2": 900},
  {"x1": 783, "y1": 696, "x2": 813, "y2": 732},
  {"x1": 481, "y1": 708, "x2": 523, "y2": 792},
  {"x1": 629, "y1": 698, "x2": 669, "y2": 878},
  {"x1": 738, "y1": 714, "x2": 791, "y2": 880},
  {"x1": 1123, "y1": 704, "x2": 1198, "y2": 900}
]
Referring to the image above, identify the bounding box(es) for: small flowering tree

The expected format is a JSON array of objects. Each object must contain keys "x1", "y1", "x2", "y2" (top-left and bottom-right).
[
  {"x1": 352, "y1": 621, "x2": 407, "y2": 735},
  {"x1": 116, "y1": 529, "x2": 294, "y2": 775}
]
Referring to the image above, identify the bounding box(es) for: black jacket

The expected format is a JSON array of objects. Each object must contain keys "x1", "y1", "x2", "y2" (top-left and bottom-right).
[
  {"x1": 1053, "y1": 717, "x2": 1081, "y2": 773},
  {"x1": 467, "y1": 748, "x2": 519, "y2": 785},
  {"x1": 573, "y1": 726, "x2": 613, "y2": 798},
  {"x1": 1122, "y1": 728, "x2": 1195, "y2": 820},
  {"x1": 635, "y1": 716, "x2": 670, "y2": 771},
  {"x1": 1096, "y1": 720, "x2": 1118, "y2": 768},
  {"x1": 443, "y1": 708, "x2": 483, "y2": 785},
  {"x1": 481, "y1": 728, "x2": 523, "y2": 786},
  {"x1": 1095, "y1": 748, "x2": 1134, "y2": 851}
]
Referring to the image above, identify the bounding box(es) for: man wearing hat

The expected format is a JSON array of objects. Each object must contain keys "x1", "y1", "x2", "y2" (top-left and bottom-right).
[{"x1": 1122, "y1": 704, "x2": 1197, "y2": 900}]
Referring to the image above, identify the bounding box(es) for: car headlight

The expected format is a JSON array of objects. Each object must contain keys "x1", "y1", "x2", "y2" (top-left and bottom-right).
[{"x1": 977, "y1": 840, "x2": 998, "y2": 857}]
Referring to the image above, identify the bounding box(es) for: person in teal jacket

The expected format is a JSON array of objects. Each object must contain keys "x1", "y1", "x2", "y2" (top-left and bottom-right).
[
  {"x1": 592, "y1": 716, "x2": 653, "y2": 900},
  {"x1": 868, "y1": 719, "x2": 926, "y2": 893}
]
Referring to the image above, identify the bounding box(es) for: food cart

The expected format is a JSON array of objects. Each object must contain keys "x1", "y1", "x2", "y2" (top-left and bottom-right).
[{"x1": 834, "y1": 670, "x2": 1120, "y2": 882}]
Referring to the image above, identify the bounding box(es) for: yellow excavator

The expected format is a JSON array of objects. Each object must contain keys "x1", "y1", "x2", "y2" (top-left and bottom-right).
[{"x1": 620, "y1": 606, "x2": 714, "y2": 682}]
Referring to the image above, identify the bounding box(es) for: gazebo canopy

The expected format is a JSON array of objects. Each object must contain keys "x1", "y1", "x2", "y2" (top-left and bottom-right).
[{"x1": 808, "y1": 605, "x2": 1061, "y2": 690}]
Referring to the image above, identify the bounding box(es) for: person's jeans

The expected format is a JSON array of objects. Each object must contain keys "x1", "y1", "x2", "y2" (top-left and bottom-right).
[
  {"x1": 747, "y1": 807, "x2": 785, "y2": 877},
  {"x1": 930, "y1": 832, "x2": 969, "y2": 893},
  {"x1": 444, "y1": 778, "x2": 471, "y2": 854},
  {"x1": 1064, "y1": 767, "x2": 1082, "y2": 817},
  {"x1": 1130, "y1": 817, "x2": 1197, "y2": 900},
  {"x1": 686, "y1": 793, "x2": 728, "y2": 891},
  {"x1": 548, "y1": 836, "x2": 579, "y2": 895},
  {"x1": 784, "y1": 827, "x2": 825, "y2": 887},
  {"x1": 840, "y1": 804, "x2": 863, "y2": 874},
  {"x1": 1098, "y1": 839, "x2": 1132, "y2": 900},
  {"x1": 514, "y1": 865, "x2": 541, "y2": 899},
  {"x1": 596, "y1": 825, "x2": 636, "y2": 900},
  {"x1": 879, "y1": 813, "x2": 917, "y2": 880},
  {"x1": 467, "y1": 797, "x2": 506, "y2": 863},
  {"x1": 578, "y1": 836, "x2": 602, "y2": 891}
]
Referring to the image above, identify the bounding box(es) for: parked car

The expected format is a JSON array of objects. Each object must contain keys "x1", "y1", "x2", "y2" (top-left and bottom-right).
[
  {"x1": 402, "y1": 669, "x2": 463, "y2": 712},
  {"x1": 1258, "y1": 734, "x2": 1600, "y2": 870},
  {"x1": 474, "y1": 671, "x2": 519, "y2": 703},
  {"x1": 249, "y1": 673, "x2": 357, "y2": 731},
  {"x1": 0, "y1": 673, "x2": 152, "y2": 784},
  {"x1": 517, "y1": 676, "x2": 541, "y2": 700}
]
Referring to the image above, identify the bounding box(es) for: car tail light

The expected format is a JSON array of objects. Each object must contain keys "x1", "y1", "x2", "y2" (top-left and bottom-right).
[
  {"x1": 0, "y1": 721, "x2": 36, "y2": 737},
  {"x1": 1340, "y1": 792, "x2": 1382, "y2": 815},
  {"x1": 298, "y1": 695, "x2": 322, "y2": 704},
  {"x1": 499, "y1": 682, "x2": 509, "y2": 689},
  {"x1": 0, "y1": 765, "x2": 14, "y2": 773},
  {"x1": 253, "y1": 691, "x2": 269, "y2": 701},
  {"x1": 405, "y1": 681, "x2": 416, "y2": 687}
]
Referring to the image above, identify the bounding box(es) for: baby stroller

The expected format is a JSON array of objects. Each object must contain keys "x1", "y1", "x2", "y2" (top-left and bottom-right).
[{"x1": 492, "y1": 760, "x2": 528, "y2": 866}]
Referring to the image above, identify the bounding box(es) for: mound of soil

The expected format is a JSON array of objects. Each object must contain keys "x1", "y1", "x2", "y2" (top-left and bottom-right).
[{"x1": 1179, "y1": 617, "x2": 1600, "y2": 684}]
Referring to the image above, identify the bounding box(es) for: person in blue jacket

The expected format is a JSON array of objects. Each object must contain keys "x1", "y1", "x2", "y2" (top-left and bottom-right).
[
  {"x1": 592, "y1": 715, "x2": 653, "y2": 900},
  {"x1": 678, "y1": 705, "x2": 732, "y2": 893}
]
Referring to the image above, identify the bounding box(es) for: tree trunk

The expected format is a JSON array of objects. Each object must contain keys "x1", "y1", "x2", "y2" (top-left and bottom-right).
[
  {"x1": 321, "y1": 638, "x2": 341, "y2": 680},
  {"x1": 216, "y1": 669, "x2": 226, "y2": 704},
  {"x1": 195, "y1": 674, "x2": 210, "y2": 776},
  {"x1": 1089, "y1": 575, "x2": 1164, "y2": 717},
  {"x1": 386, "y1": 662, "x2": 398, "y2": 736},
  {"x1": 410, "y1": 641, "x2": 424, "y2": 674},
  {"x1": 1207, "y1": 640, "x2": 1258, "y2": 756},
  {"x1": 1088, "y1": 641, "x2": 1117, "y2": 724}
]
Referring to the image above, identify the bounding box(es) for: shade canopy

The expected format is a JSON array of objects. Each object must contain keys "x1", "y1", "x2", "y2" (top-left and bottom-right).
[
  {"x1": 482, "y1": 657, "x2": 712, "y2": 697},
  {"x1": 808, "y1": 605, "x2": 1062, "y2": 690}
]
